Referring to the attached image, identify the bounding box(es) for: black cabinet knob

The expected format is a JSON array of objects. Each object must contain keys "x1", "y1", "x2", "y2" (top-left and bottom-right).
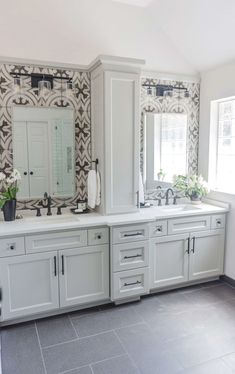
[
  {"x1": 97, "y1": 235, "x2": 101, "y2": 239},
  {"x1": 24, "y1": 172, "x2": 27, "y2": 175},
  {"x1": 10, "y1": 245, "x2": 15, "y2": 250},
  {"x1": 30, "y1": 171, "x2": 33, "y2": 175}
]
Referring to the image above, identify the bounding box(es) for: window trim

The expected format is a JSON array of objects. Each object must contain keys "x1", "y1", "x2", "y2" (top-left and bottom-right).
[{"x1": 209, "y1": 96, "x2": 235, "y2": 195}]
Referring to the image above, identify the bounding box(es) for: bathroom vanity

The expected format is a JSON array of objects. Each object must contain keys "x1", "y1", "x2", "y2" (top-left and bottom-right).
[{"x1": 0, "y1": 203, "x2": 228, "y2": 325}]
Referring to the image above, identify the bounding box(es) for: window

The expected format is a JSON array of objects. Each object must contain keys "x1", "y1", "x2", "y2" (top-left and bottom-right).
[
  {"x1": 214, "y1": 98, "x2": 235, "y2": 193},
  {"x1": 145, "y1": 113, "x2": 188, "y2": 188}
]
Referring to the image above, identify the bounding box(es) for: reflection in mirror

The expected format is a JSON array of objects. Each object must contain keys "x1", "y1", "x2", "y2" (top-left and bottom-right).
[
  {"x1": 144, "y1": 112, "x2": 188, "y2": 190},
  {"x1": 13, "y1": 107, "x2": 75, "y2": 199}
]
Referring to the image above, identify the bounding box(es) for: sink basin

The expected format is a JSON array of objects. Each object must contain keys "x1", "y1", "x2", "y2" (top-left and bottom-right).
[
  {"x1": 24, "y1": 215, "x2": 78, "y2": 224},
  {"x1": 159, "y1": 204, "x2": 201, "y2": 213}
]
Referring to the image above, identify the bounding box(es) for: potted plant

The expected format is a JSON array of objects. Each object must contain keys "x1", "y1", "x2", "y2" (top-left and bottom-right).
[
  {"x1": 173, "y1": 174, "x2": 209, "y2": 204},
  {"x1": 0, "y1": 169, "x2": 21, "y2": 221}
]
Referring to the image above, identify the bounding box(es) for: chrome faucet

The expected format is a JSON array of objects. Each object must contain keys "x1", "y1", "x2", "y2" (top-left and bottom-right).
[{"x1": 165, "y1": 188, "x2": 175, "y2": 205}]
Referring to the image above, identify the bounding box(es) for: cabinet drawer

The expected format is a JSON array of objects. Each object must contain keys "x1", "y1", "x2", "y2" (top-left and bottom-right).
[
  {"x1": 112, "y1": 224, "x2": 149, "y2": 244},
  {"x1": 88, "y1": 227, "x2": 109, "y2": 246},
  {"x1": 150, "y1": 220, "x2": 167, "y2": 237},
  {"x1": 168, "y1": 216, "x2": 211, "y2": 235},
  {"x1": 112, "y1": 268, "x2": 149, "y2": 300},
  {"x1": 0, "y1": 237, "x2": 25, "y2": 257},
  {"x1": 211, "y1": 215, "x2": 225, "y2": 230},
  {"x1": 112, "y1": 241, "x2": 149, "y2": 272},
  {"x1": 26, "y1": 230, "x2": 87, "y2": 253}
]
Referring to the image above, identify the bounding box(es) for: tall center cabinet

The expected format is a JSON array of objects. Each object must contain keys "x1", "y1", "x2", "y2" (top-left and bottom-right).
[{"x1": 91, "y1": 56, "x2": 145, "y2": 215}]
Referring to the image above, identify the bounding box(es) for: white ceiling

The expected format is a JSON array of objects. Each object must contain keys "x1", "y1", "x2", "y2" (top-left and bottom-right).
[{"x1": 0, "y1": 0, "x2": 234, "y2": 76}]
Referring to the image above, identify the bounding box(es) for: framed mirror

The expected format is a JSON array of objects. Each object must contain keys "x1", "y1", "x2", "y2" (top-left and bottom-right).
[
  {"x1": 143, "y1": 112, "x2": 188, "y2": 190},
  {"x1": 12, "y1": 106, "x2": 75, "y2": 199}
]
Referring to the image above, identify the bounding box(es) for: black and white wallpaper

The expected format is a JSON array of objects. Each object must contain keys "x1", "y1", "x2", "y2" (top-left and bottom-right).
[
  {"x1": 141, "y1": 78, "x2": 200, "y2": 176},
  {"x1": 0, "y1": 63, "x2": 200, "y2": 210},
  {"x1": 0, "y1": 63, "x2": 91, "y2": 210}
]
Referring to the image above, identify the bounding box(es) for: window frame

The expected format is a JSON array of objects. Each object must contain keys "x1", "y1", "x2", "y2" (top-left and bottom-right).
[{"x1": 144, "y1": 112, "x2": 188, "y2": 190}]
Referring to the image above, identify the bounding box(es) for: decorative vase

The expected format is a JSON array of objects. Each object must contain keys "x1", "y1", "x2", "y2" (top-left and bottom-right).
[
  {"x1": 190, "y1": 193, "x2": 202, "y2": 205},
  {"x1": 2, "y1": 199, "x2": 16, "y2": 221}
]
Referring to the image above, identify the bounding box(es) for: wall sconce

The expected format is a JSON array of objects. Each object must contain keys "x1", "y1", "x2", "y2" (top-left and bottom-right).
[
  {"x1": 12, "y1": 76, "x2": 23, "y2": 95},
  {"x1": 143, "y1": 83, "x2": 190, "y2": 99},
  {"x1": 38, "y1": 79, "x2": 52, "y2": 97},
  {"x1": 10, "y1": 72, "x2": 74, "y2": 98}
]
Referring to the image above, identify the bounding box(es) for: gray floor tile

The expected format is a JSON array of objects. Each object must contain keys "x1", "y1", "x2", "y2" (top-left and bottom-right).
[
  {"x1": 42, "y1": 331, "x2": 124, "y2": 374},
  {"x1": 222, "y1": 353, "x2": 235, "y2": 371},
  {"x1": 185, "y1": 284, "x2": 235, "y2": 308},
  {"x1": 180, "y1": 358, "x2": 235, "y2": 374},
  {"x1": 91, "y1": 355, "x2": 139, "y2": 374},
  {"x1": 62, "y1": 367, "x2": 92, "y2": 374},
  {"x1": 167, "y1": 331, "x2": 235, "y2": 368},
  {"x1": 71, "y1": 306, "x2": 142, "y2": 337},
  {"x1": 1, "y1": 323, "x2": 45, "y2": 374},
  {"x1": 116, "y1": 323, "x2": 183, "y2": 374},
  {"x1": 36, "y1": 314, "x2": 77, "y2": 347}
]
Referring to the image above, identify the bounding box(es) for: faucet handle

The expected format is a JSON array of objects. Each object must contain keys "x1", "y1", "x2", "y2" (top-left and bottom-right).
[{"x1": 173, "y1": 195, "x2": 181, "y2": 205}]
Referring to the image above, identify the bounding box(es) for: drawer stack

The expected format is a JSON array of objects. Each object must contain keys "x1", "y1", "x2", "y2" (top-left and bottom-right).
[{"x1": 111, "y1": 224, "x2": 150, "y2": 301}]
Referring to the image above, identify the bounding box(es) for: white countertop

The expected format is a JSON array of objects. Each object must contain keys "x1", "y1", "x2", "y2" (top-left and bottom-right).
[{"x1": 0, "y1": 201, "x2": 229, "y2": 238}]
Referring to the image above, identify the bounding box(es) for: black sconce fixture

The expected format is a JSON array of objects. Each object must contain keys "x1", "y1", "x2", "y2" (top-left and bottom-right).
[
  {"x1": 142, "y1": 83, "x2": 190, "y2": 98},
  {"x1": 10, "y1": 72, "x2": 74, "y2": 96}
]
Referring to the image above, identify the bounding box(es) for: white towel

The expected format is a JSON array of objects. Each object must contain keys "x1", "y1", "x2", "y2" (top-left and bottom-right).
[
  {"x1": 95, "y1": 171, "x2": 101, "y2": 206},
  {"x1": 139, "y1": 172, "x2": 145, "y2": 205},
  {"x1": 88, "y1": 170, "x2": 97, "y2": 209}
]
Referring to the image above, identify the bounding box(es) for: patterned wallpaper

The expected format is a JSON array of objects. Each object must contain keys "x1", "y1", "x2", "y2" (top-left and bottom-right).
[
  {"x1": 0, "y1": 64, "x2": 91, "y2": 209},
  {"x1": 0, "y1": 63, "x2": 200, "y2": 210},
  {"x1": 140, "y1": 78, "x2": 200, "y2": 177}
]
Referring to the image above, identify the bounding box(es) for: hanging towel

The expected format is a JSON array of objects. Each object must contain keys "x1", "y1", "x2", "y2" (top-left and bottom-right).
[
  {"x1": 139, "y1": 172, "x2": 145, "y2": 205},
  {"x1": 95, "y1": 171, "x2": 101, "y2": 206},
  {"x1": 88, "y1": 170, "x2": 97, "y2": 209}
]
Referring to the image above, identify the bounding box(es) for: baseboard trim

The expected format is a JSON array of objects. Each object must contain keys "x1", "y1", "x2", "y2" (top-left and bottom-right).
[{"x1": 221, "y1": 275, "x2": 235, "y2": 287}]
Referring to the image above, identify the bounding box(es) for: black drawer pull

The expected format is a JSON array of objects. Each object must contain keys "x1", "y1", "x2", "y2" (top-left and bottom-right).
[
  {"x1": 216, "y1": 220, "x2": 221, "y2": 225},
  {"x1": 156, "y1": 226, "x2": 163, "y2": 232},
  {"x1": 186, "y1": 237, "x2": 190, "y2": 254},
  {"x1": 124, "y1": 254, "x2": 142, "y2": 259},
  {"x1": 61, "y1": 255, "x2": 65, "y2": 275},
  {"x1": 124, "y1": 280, "x2": 142, "y2": 287},
  {"x1": 123, "y1": 232, "x2": 142, "y2": 238},
  {"x1": 54, "y1": 256, "x2": 57, "y2": 277},
  {"x1": 10, "y1": 245, "x2": 15, "y2": 250}
]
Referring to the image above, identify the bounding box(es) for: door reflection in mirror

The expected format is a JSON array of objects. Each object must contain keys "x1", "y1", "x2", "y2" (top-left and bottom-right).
[{"x1": 12, "y1": 107, "x2": 75, "y2": 199}]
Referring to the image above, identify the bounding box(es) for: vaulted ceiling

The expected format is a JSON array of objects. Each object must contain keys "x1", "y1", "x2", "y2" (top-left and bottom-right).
[{"x1": 0, "y1": 0, "x2": 234, "y2": 76}]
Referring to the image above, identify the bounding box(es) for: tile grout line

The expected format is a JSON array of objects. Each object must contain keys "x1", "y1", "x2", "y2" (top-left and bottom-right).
[
  {"x1": 42, "y1": 322, "x2": 145, "y2": 350},
  {"x1": 68, "y1": 314, "x2": 79, "y2": 339},
  {"x1": 58, "y1": 354, "x2": 128, "y2": 374},
  {"x1": 113, "y1": 329, "x2": 142, "y2": 374},
  {"x1": 34, "y1": 321, "x2": 48, "y2": 374}
]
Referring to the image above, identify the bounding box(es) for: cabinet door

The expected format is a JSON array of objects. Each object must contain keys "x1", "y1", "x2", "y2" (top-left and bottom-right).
[
  {"x1": 59, "y1": 245, "x2": 109, "y2": 307},
  {"x1": 27, "y1": 121, "x2": 50, "y2": 198},
  {"x1": 105, "y1": 71, "x2": 140, "y2": 214},
  {"x1": 150, "y1": 234, "x2": 189, "y2": 289},
  {"x1": 0, "y1": 252, "x2": 59, "y2": 321},
  {"x1": 189, "y1": 230, "x2": 224, "y2": 281},
  {"x1": 13, "y1": 121, "x2": 30, "y2": 198}
]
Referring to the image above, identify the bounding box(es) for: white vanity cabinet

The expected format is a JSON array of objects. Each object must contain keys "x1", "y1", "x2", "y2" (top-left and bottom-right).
[
  {"x1": 110, "y1": 224, "x2": 150, "y2": 301},
  {"x1": 0, "y1": 251, "x2": 59, "y2": 320},
  {"x1": 59, "y1": 245, "x2": 109, "y2": 307},
  {"x1": 188, "y1": 230, "x2": 224, "y2": 281},
  {"x1": 91, "y1": 57, "x2": 144, "y2": 215},
  {"x1": 150, "y1": 215, "x2": 225, "y2": 290},
  {"x1": 150, "y1": 233, "x2": 189, "y2": 289},
  {"x1": 0, "y1": 227, "x2": 109, "y2": 322}
]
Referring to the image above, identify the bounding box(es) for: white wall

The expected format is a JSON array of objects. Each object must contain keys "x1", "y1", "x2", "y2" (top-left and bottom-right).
[{"x1": 199, "y1": 61, "x2": 235, "y2": 280}]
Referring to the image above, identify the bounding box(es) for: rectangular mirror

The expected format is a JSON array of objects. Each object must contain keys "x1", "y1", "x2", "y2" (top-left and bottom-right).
[
  {"x1": 12, "y1": 107, "x2": 75, "y2": 199},
  {"x1": 143, "y1": 112, "x2": 188, "y2": 190}
]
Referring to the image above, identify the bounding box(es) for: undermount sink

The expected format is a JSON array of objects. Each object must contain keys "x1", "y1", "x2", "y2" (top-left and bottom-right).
[
  {"x1": 24, "y1": 214, "x2": 78, "y2": 224},
  {"x1": 159, "y1": 204, "x2": 201, "y2": 212}
]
